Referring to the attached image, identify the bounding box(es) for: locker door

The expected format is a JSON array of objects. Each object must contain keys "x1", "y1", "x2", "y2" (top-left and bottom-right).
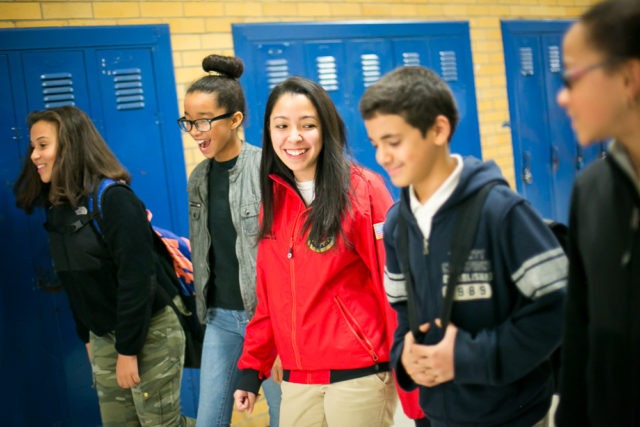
[
  {"x1": 242, "y1": 41, "x2": 304, "y2": 145},
  {"x1": 393, "y1": 36, "x2": 482, "y2": 159},
  {"x1": 541, "y1": 35, "x2": 574, "y2": 222},
  {"x1": 504, "y1": 33, "x2": 555, "y2": 219},
  {"x1": 22, "y1": 49, "x2": 92, "y2": 111},
  {"x1": 344, "y1": 39, "x2": 394, "y2": 179},
  {"x1": 0, "y1": 53, "x2": 101, "y2": 427},
  {"x1": 303, "y1": 41, "x2": 348, "y2": 123},
  {"x1": 97, "y1": 48, "x2": 175, "y2": 228}
]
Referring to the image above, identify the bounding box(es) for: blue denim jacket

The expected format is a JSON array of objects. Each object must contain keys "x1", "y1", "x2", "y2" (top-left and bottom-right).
[{"x1": 187, "y1": 142, "x2": 262, "y2": 323}]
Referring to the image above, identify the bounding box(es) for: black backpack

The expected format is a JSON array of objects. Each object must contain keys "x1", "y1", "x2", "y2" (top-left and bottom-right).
[{"x1": 397, "y1": 182, "x2": 567, "y2": 391}]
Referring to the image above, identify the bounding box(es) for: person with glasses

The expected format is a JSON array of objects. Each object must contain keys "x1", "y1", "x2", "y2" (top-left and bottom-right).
[
  {"x1": 555, "y1": 1, "x2": 640, "y2": 425},
  {"x1": 181, "y1": 54, "x2": 281, "y2": 427}
]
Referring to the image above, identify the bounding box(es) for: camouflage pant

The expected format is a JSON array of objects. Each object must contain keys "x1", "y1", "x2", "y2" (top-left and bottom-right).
[{"x1": 90, "y1": 298, "x2": 196, "y2": 427}]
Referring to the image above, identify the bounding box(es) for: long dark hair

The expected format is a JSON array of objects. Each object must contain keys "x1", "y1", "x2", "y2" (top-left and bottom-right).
[
  {"x1": 13, "y1": 106, "x2": 130, "y2": 213},
  {"x1": 186, "y1": 54, "x2": 246, "y2": 118},
  {"x1": 259, "y1": 76, "x2": 351, "y2": 246}
]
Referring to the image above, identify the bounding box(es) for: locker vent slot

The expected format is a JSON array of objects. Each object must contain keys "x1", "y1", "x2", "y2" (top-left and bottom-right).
[
  {"x1": 266, "y1": 58, "x2": 289, "y2": 89},
  {"x1": 439, "y1": 51, "x2": 458, "y2": 82},
  {"x1": 316, "y1": 56, "x2": 339, "y2": 92},
  {"x1": 40, "y1": 72, "x2": 75, "y2": 108},
  {"x1": 402, "y1": 52, "x2": 421, "y2": 67},
  {"x1": 113, "y1": 68, "x2": 145, "y2": 110},
  {"x1": 548, "y1": 46, "x2": 561, "y2": 73},
  {"x1": 519, "y1": 47, "x2": 534, "y2": 76},
  {"x1": 361, "y1": 54, "x2": 381, "y2": 87}
]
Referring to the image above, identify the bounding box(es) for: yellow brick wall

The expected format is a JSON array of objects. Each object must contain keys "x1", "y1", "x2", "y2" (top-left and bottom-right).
[{"x1": 0, "y1": 0, "x2": 599, "y2": 184}]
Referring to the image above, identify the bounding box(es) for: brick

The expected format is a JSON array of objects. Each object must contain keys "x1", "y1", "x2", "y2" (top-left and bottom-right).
[
  {"x1": 42, "y1": 2, "x2": 92, "y2": 19},
  {"x1": 390, "y1": 4, "x2": 419, "y2": 17},
  {"x1": 298, "y1": 3, "x2": 330, "y2": 17},
  {"x1": 171, "y1": 34, "x2": 203, "y2": 51},
  {"x1": 201, "y1": 33, "x2": 233, "y2": 49},
  {"x1": 224, "y1": 2, "x2": 263, "y2": 17},
  {"x1": 362, "y1": 5, "x2": 393, "y2": 16},
  {"x1": 167, "y1": 17, "x2": 205, "y2": 33},
  {"x1": 0, "y1": 3, "x2": 41, "y2": 20},
  {"x1": 140, "y1": 2, "x2": 183, "y2": 18},
  {"x1": 93, "y1": 3, "x2": 140, "y2": 19},
  {"x1": 204, "y1": 17, "x2": 233, "y2": 33},
  {"x1": 263, "y1": 3, "x2": 298, "y2": 17},
  {"x1": 184, "y1": 2, "x2": 223, "y2": 17},
  {"x1": 329, "y1": 4, "x2": 361, "y2": 16}
]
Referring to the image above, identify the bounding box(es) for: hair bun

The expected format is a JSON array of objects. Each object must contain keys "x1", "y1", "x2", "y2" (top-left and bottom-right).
[{"x1": 202, "y1": 54, "x2": 244, "y2": 79}]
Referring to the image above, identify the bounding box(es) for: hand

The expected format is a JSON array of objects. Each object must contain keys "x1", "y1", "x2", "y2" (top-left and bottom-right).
[
  {"x1": 401, "y1": 320, "x2": 457, "y2": 388},
  {"x1": 271, "y1": 356, "x2": 283, "y2": 384},
  {"x1": 116, "y1": 354, "x2": 141, "y2": 389},
  {"x1": 85, "y1": 343, "x2": 91, "y2": 360},
  {"x1": 234, "y1": 390, "x2": 257, "y2": 414}
]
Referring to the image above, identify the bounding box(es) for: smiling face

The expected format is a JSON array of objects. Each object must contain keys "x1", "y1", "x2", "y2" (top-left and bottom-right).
[
  {"x1": 269, "y1": 93, "x2": 322, "y2": 182},
  {"x1": 183, "y1": 91, "x2": 242, "y2": 161},
  {"x1": 30, "y1": 120, "x2": 58, "y2": 184},
  {"x1": 556, "y1": 22, "x2": 630, "y2": 146},
  {"x1": 365, "y1": 112, "x2": 451, "y2": 201}
]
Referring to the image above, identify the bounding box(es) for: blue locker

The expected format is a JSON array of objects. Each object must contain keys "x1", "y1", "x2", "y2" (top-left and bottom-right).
[
  {"x1": 0, "y1": 25, "x2": 195, "y2": 426},
  {"x1": 502, "y1": 20, "x2": 606, "y2": 224},
  {"x1": 233, "y1": 21, "x2": 482, "y2": 197}
]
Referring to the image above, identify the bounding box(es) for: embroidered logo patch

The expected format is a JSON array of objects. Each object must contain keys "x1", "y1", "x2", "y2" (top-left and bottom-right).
[{"x1": 307, "y1": 236, "x2": 335, "y2": 253}]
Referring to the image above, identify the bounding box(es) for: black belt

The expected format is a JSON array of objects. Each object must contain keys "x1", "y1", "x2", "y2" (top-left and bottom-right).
[{"x1": 283, "y1": 362, "x2": 390, "y2": 384}]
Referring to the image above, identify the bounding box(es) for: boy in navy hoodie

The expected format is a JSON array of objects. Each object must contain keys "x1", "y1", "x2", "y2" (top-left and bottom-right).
[{"x1": 359, "y1": 66, "x2": 567, "y2": 427}]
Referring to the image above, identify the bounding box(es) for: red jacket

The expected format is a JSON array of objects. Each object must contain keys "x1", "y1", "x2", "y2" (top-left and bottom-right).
[{"x1": 238, "y1": 166, "x2": 394, "y2": 385}]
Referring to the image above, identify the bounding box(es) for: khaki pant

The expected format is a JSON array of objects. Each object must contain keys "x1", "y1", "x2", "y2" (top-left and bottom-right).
[
  {"x1": 279, "y1": 371, "x2": 397, "y2": 427},
  {"x1": 90, "y1": 301, "x2": 195, "y2": 427}
]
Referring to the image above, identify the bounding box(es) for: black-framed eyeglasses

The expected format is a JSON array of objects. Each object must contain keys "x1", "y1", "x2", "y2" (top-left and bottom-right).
[
  {"x1": 176, "y1": 112, "x2": 234, "y2": 132},
  {"x1": 561, "y1": 61, "x2": 610, "y2": 89}
]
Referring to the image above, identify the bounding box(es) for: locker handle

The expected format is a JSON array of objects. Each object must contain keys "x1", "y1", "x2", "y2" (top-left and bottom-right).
[
  {"x1": 11, "y1": 127, "x2": 22, "y2": 140},
  {"x1": 522, "y1": 152, "x2": 533, "y2": 184},
  {"x1": 551, "y1": 145, "x2": 559, "y2": 174}
]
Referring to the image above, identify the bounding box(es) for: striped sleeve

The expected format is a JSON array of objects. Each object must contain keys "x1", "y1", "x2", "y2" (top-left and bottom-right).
[
  {"x1": 512, "y1": 246, "x2": 567, "y2": 299},
  {"x1": 384, "y1": 266, "x2": 407, "y2": 304}
]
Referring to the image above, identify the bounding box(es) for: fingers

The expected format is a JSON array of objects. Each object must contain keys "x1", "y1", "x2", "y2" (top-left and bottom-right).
[
  {"x1": 234, "y1": 390, "x2": 257, "y2": 414},
  {"x1": 418, "y1": 321, "x2": 431, "y2": 333},
  {"x1": 272, "y1": 356, "x2": 284, "y2": 384}
]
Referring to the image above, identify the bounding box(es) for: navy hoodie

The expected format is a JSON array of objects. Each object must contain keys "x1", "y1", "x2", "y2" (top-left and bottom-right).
[{"x1": 384, "y1": 157, "x2": 567, "y2": 427}]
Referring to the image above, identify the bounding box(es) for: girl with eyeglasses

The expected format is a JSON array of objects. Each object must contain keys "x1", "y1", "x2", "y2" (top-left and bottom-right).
[
  {"x1": 555, "y1": 0, "x2": 640, "y2": 425},
  {"x1": 181, "y1": 54, "x2": 281, "y2": 427}
]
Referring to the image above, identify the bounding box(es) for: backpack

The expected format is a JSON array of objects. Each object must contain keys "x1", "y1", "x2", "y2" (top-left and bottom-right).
[
  {"x1": 397, "y1": 182, "x2": 567, "y2": 391},
  {"x1": 90, "y1": 178, "x2": 204, "y2": 369}
]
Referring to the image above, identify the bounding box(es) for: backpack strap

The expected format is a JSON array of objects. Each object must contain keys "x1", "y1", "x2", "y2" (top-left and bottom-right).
[
  {"x1": 397, "y1": 212, "x2": 423, "y2": 341},
  {"x1": 89, "y1": 178, "x2": 129, "y2": 237},
  {"x1": 442, "y1": 181, "x2": 498, "y2": 329},
  {"x1": 397, "y1": 181, "x2": 499, "y2": 340}
]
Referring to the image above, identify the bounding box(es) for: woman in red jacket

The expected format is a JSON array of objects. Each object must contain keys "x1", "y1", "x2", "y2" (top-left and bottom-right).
[{"x1": 233, "y1": 76, "x2": 397, "y2": 426}]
